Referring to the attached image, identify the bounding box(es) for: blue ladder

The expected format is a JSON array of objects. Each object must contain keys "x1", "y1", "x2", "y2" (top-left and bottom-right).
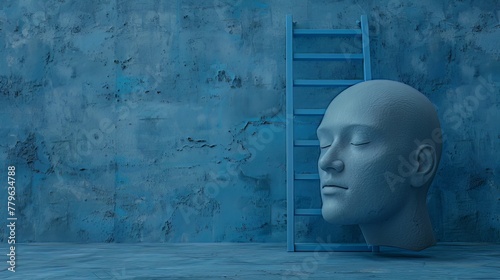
[{"x1": 286, "y1": 14, "x2": 379, "y2": 252}]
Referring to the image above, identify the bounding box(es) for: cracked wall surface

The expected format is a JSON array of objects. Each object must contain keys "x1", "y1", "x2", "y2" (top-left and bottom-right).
[{"x1": 0, "y1": 0, "x2": 498, "y2": 243}]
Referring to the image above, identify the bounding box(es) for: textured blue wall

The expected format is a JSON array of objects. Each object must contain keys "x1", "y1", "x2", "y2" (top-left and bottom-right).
[{"x1": 0, "y1": 0, "x2": 498, "y2": 243}]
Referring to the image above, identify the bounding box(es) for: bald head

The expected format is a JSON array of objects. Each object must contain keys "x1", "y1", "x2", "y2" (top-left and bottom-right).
[
  {"x1": 320, "y1": 79, "x2": 442, "y2": 163},
  {"x1": 317, "y1": 80, "x2": 442, "y2": 250}
]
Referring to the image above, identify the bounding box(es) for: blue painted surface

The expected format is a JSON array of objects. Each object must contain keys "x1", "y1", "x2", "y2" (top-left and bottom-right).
[{"x1": 0, "y1": 0, "x2": 498, "y2": 243}]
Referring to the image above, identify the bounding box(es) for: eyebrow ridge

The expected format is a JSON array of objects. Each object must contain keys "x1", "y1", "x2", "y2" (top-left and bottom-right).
[{"x1": 317, "y1": 123, "x2": 378, "y2": 135}]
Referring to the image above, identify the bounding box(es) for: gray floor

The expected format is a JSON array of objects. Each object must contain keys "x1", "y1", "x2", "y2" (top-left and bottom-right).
[{"x1": 1, "y1": 243, "x2": 499, "y2": 279}]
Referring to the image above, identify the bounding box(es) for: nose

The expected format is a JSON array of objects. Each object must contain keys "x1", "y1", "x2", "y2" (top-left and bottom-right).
[
  {"x1": 330, "y1": 160, "x2": 345, "y2": 172},
  {"x1": 322, "y1": 159, "x2": 344, "y2": 173},
  {"x1": 319, "y1": 151, "x2": 345, "y2": 173}
]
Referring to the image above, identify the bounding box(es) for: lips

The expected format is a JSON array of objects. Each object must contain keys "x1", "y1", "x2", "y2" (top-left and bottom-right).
[{"x1": 322, "y1": 184, "x2": 348, "y2": 190}]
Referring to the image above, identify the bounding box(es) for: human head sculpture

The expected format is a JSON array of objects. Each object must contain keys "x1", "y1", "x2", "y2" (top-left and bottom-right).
[{"x1": 317, "y1": 79, "x2": 443, "y2": 251}]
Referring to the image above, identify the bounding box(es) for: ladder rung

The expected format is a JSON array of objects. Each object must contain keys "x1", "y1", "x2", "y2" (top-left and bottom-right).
[
  {"x1": 295, "y1": 208, "x2": 322, "y2": 216},
  {"x1": 294, "y1": 109, "x2": 326, "y2": 115},
  {"x1": 295, "y1": 173, "x2": 319, "y2": 180},
  {"x1": 294, "y1": 29, "x2": 362, "y2": 36},
  {"x1": 294, "y1": 140, "x2": 319, "y2": 147},
  {"x1": 294, "y1": 53, "x2": 363, "y2": 61},
  {"x1": 294, "y1": 79, "x2": 363, "y2": 87},
  {"x1": 294, "y1": 243, "x2": 375, "y2": 252}
]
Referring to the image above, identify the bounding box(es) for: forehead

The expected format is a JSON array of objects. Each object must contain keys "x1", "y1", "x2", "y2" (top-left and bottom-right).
[
  {"x1": 318, "y1": 96, "x2": 381, "y2": 131},
  {"x1": 316, "y1": 92, "x2": 410, "y2": 138},
  {"x1": 317, "y1": 122, "x2": 378, "y2": 136},
  {"x1": 316, "y1": 80, "x2": 429, "y2": 140}
]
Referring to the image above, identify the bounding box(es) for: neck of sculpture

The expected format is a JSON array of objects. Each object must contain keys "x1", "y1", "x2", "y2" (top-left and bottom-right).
[{"x1": 359, "y1": 194, "x2": 436, "y2": 251}]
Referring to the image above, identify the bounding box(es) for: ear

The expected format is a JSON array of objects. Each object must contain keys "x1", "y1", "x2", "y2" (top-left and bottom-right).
[{"x1": 409, "y1": 144, "x2": 437, "y2": 188}]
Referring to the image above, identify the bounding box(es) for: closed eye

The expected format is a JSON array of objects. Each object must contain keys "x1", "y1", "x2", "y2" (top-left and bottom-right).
[
  {"x1": 350, "y1": 141, "x2": 370, "y2": 146},
  {"x1": 320, "y1": 145, "x2": 331, "y2": 149}
]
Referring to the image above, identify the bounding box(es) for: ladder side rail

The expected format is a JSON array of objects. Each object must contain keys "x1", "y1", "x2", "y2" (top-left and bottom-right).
[
  {"x1": 360, "y1": 15, "x2": 378, "y2": 253},
  {"x1": 361, "y1": 15, "x2": 372, "y2": 80},
  {"x1": 285, "y1": 14, "x2": 295, "y2": 252}
]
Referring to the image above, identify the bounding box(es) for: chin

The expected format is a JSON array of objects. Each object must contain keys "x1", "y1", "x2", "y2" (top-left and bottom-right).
[{"x1": 321, "y1": 205, "x2": 358, "y2": 225}]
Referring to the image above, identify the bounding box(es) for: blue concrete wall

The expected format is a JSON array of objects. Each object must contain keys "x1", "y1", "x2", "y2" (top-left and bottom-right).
[{"x1": 0, "y1": 0, "x2": 498, "y2": 243}]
